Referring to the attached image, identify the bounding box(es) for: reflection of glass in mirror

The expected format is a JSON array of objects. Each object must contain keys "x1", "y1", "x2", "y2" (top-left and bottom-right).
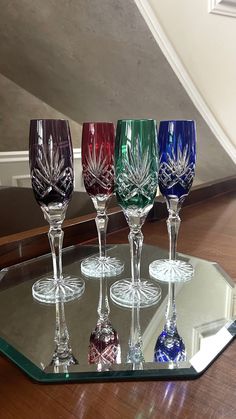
[
  {"x1": 88, "y1": 275, "x2": 121, "y2": 371},
  {"x1": 0, "y1": 243, "x2": 234, "y2": 381},
  {"x1": 154, "y1": 282, "x2": 186, "y2": 365},
  {"x1": 127, "y1": 301, "x2": 145, "y2": 370},
  {"x1": 81, "y1": 122, "x2": 124, "y2": 278},
  {"x1": 49, "y1": 300, "x2": 78, "y2": 373},
  {"x1": 149, "y1": 120, "x2": 196, "y2": 283},
  {"x1": 29, "y1": 119, "x2": 85, "y2": 303}
]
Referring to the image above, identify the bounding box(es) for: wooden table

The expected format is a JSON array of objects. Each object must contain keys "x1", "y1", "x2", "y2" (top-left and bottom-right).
[{"x1": 0, "y1": 190, "x2": 236, "y2": 418}]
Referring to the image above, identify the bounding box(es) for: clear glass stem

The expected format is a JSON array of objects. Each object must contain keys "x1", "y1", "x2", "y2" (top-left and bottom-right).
[
  {"x1": 51, "y1": 300, "x2": 76, "y2": 369},
  {"x1": 165, "y1": 282, "x2": 177, "y2": 335},
  {"x1": 92, "y1": 196, "x2": 109, "y2": 259},
  {"x1": 97, "y1": 276, "x2": 109, "y2": 323},
  {"x1": 166, "y1": 200, "x2": 179, "y2": 337},
  {"x1": 128, "y1": 224, "x2": 143, "y2": 287},
  {"x1": 167, "y1": 210, "x2": 181, "y2": 261},
  {"x1": 96, "y1": 211, "x2": 108, "y2": 259},
  {"x1": 127, "y1": 302, "x2": 144, "y2": 368},
  {"x1": 48, "y1": 223, "x2": 64, "y2": 281}
]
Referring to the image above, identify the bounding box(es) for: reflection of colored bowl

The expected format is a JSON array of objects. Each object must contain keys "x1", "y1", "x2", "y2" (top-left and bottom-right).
[
  {"x1": 88, "y1": 321, "x2": 121, "y2": 368},
  {"x1": 154, "y1": 328, "x2": 186, "y2": 363}
]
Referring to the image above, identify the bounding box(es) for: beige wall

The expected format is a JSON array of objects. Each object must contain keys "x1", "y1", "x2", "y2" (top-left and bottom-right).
[
  {"x1": 146, "y1": 0, "x2": 236, "y2": 161},
  {"x1": 0, "y1": 0, "x2": 235, "y2": 185},
  {"x1": 0, "y1": 74, "x2": 82, "y2": 151}
]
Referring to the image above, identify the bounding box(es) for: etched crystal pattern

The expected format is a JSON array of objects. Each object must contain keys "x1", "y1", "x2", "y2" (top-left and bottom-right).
[
  {"x1": 83, "y1": 142, "x2": 114, "y2": 193},
  {"x1": 116, "y1": 142, "x2": 157, "y2": 209},
  {"x1": 88, "y1": 322, "x2": 120, "y2": 371},
  {"x1": 31, "y1": 137, "x2": 73, "y2": 202},
  {"x1": 159, "y1": 143, "x2": 195, "y2": 191},
  {"x1": 154, "y1": 328, "x2": 186, "y2": 363}
]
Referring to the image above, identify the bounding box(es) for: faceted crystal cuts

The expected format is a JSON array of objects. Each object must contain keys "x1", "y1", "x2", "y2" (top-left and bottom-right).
[
  {"x1": 32, "y1": 276, "x2": 85, "y2": 304},
  {"x1": 154, "y1": 328, "x2": 186, "y2": 364},
  {"x1": 82, "y1": 122, "x2": 115, "y2": 196},
  {"x1": 149, "y1": 120, "x2": 196, "y2": 283},
  {"x1": 88, "y1": 321, "x2": 121, "y2": 371},
  {"x1": 115, "y1": 120, "x2": 158, "y2": 210},
  {"x1": 89, "y1": 276, "x2": 121, "y2": 371},
  {"x1": 159, "y1": 144, "x2": 195, "y2": 191},
  {"x1": 149, "y1": 259, "x2": 194, "y2": 283},
  {"x1": 29, "y1": 119, "x2": 74, "y2": 207},
  {"x1": 31, "y1": 140, "x2": 73, "y2": 202},
  {"x1": 81, "y1": 123, "x2": 124, "y2": 278},
  {"x1": 110, "y1": 119, "x2": 162, "y2": 308},
  {"x1": 83, "y1": 141, "x2": 114, "y2": 194},
  {"x1": 110, "y1": 278, "x2": 162, "y2": 308},
  {"x1": 81, "y1": 256, "x2": 124, "y2": 278},
  {"x1": 158, "y1": 120, "x2": 196, "y2": 199},
  {"x1": 29, "y1": 119, "x2": 85, "y2": 303},
  {"x1": 154, "y1": 281, "x2": 186, "y2": 365},
  {"x1": 116, "y1": 146, "x2": 157, "y2": 209}
]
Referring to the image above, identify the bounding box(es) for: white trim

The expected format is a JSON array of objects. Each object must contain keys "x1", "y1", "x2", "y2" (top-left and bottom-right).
[
  {"x1": 12, "y1": 174, "x2": 31, "y2": 187},
  {"x1": 135, "y1": 0, "x2": 236, "y2": 163},
  {"x1": 0, "y1": 151, "x2": 29, "y2": 163},
  {"x1": 0, "y1": 148, "x2": 81, "y2": 163},
  {"x1": 73, "y1": 148, "x2": 82, "y2": 159},
  {"x1": 0, "y1": 148, "x2": 84, "y2": 190},
  {"x1": 209, "y1": 0, "x2": 236, "y2": 17}
]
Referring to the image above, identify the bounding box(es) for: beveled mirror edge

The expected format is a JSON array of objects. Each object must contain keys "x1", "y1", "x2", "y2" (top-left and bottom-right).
[
  {"x1": 1, "y1": 320, "x2": 235, "y2": 384},
  {"x1": 0, "y1": 336, "x2": 197, "y2": 383}
]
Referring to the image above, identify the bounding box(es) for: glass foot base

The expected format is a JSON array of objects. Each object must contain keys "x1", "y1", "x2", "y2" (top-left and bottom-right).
[
  {"x1": 81, "y1": 256, "x2": 124, "y2": 278},
  {"x1": 110, "y1": 279, "x2": 162, "y2": 308},
  {"x1": 49, "y1": 354, "x2": 78, "y2": 373},
  {"x1": 32, "y1": 276, "x2": 85, "y2": 304},
  {"x1": 149, "y1": 259, "x2": 194, "y2": 283}
]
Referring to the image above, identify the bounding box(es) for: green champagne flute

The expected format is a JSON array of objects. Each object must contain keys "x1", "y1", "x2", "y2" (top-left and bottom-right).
[{"x1": 110, "y1": 119, "x2": 162, "y2": 308}]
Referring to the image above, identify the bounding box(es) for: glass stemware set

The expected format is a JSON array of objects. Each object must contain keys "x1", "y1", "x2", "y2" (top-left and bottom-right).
[{"x1": 29, "y1": 119, "x2": 196, "y2": 314}]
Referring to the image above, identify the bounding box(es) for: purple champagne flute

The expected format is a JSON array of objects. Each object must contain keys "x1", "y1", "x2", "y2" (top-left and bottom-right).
[{"x1": 29, "y1": 119, "x2": 85, "y2": 303}]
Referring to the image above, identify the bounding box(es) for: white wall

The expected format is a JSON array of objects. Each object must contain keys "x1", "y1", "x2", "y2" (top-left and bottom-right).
[{"x1": 137, "y1": 0, "x2": 236, "y2": 163}]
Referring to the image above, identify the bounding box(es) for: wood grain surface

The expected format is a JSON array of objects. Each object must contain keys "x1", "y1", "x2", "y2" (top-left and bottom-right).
[{"x1": 0, "y1": 190, "x2": 236, "y2": 418}]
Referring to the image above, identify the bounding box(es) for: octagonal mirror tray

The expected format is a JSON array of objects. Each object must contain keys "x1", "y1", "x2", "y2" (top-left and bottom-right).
[{"x1": 0, "y1": 243, "x2": 235, "y2": 383}]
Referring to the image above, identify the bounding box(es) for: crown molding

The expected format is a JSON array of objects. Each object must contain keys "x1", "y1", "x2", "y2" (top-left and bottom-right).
[
  {"x1": 208, "y1": 0, "x2": 236, "y2": 17},
  {"x1": 135, "y1": 0, "x2": 236, "y2": 163}
]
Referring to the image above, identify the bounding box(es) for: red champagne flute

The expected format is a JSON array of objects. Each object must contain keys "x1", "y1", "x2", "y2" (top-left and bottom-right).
[{"x1": 81, "y1": 122, "x2": 124, "y2": 277}]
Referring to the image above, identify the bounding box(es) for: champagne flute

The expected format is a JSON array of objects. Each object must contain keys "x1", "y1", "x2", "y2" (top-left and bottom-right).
[
  {"x1": 110, "y1": 119, "x2": 162, "y2": 308},
  {"x1": 81, "y1": 122, "x2": 124, "y2": 278},
  {"x1": 49, "y1": 299, "x2": 78, "y2": 373},
  {"x1": 29, "y1": 119, "x2": 85, "y2": 303},
  {"x1": 88, "y1": 274, "x2": 121, "y2": 371},
  {"x1": 127, "y1": 300, "x2": 145, "y2": 370},
  {"x1": 149, "y1": 120, "x2": 196, "y2": 282},
  {"x1": 154, "y1": 282, "x2": 186, "y2": 364}
]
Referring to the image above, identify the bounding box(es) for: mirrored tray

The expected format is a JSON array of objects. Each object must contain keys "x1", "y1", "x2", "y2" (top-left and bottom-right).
[{"x1": 0, "y1": 243, "x2": 235, "y2": 383}]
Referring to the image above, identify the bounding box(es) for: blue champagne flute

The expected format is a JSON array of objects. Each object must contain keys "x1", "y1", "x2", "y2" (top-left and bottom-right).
[{"x1": 149, "y1": 120, "x2": 196, "y2": 282}]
